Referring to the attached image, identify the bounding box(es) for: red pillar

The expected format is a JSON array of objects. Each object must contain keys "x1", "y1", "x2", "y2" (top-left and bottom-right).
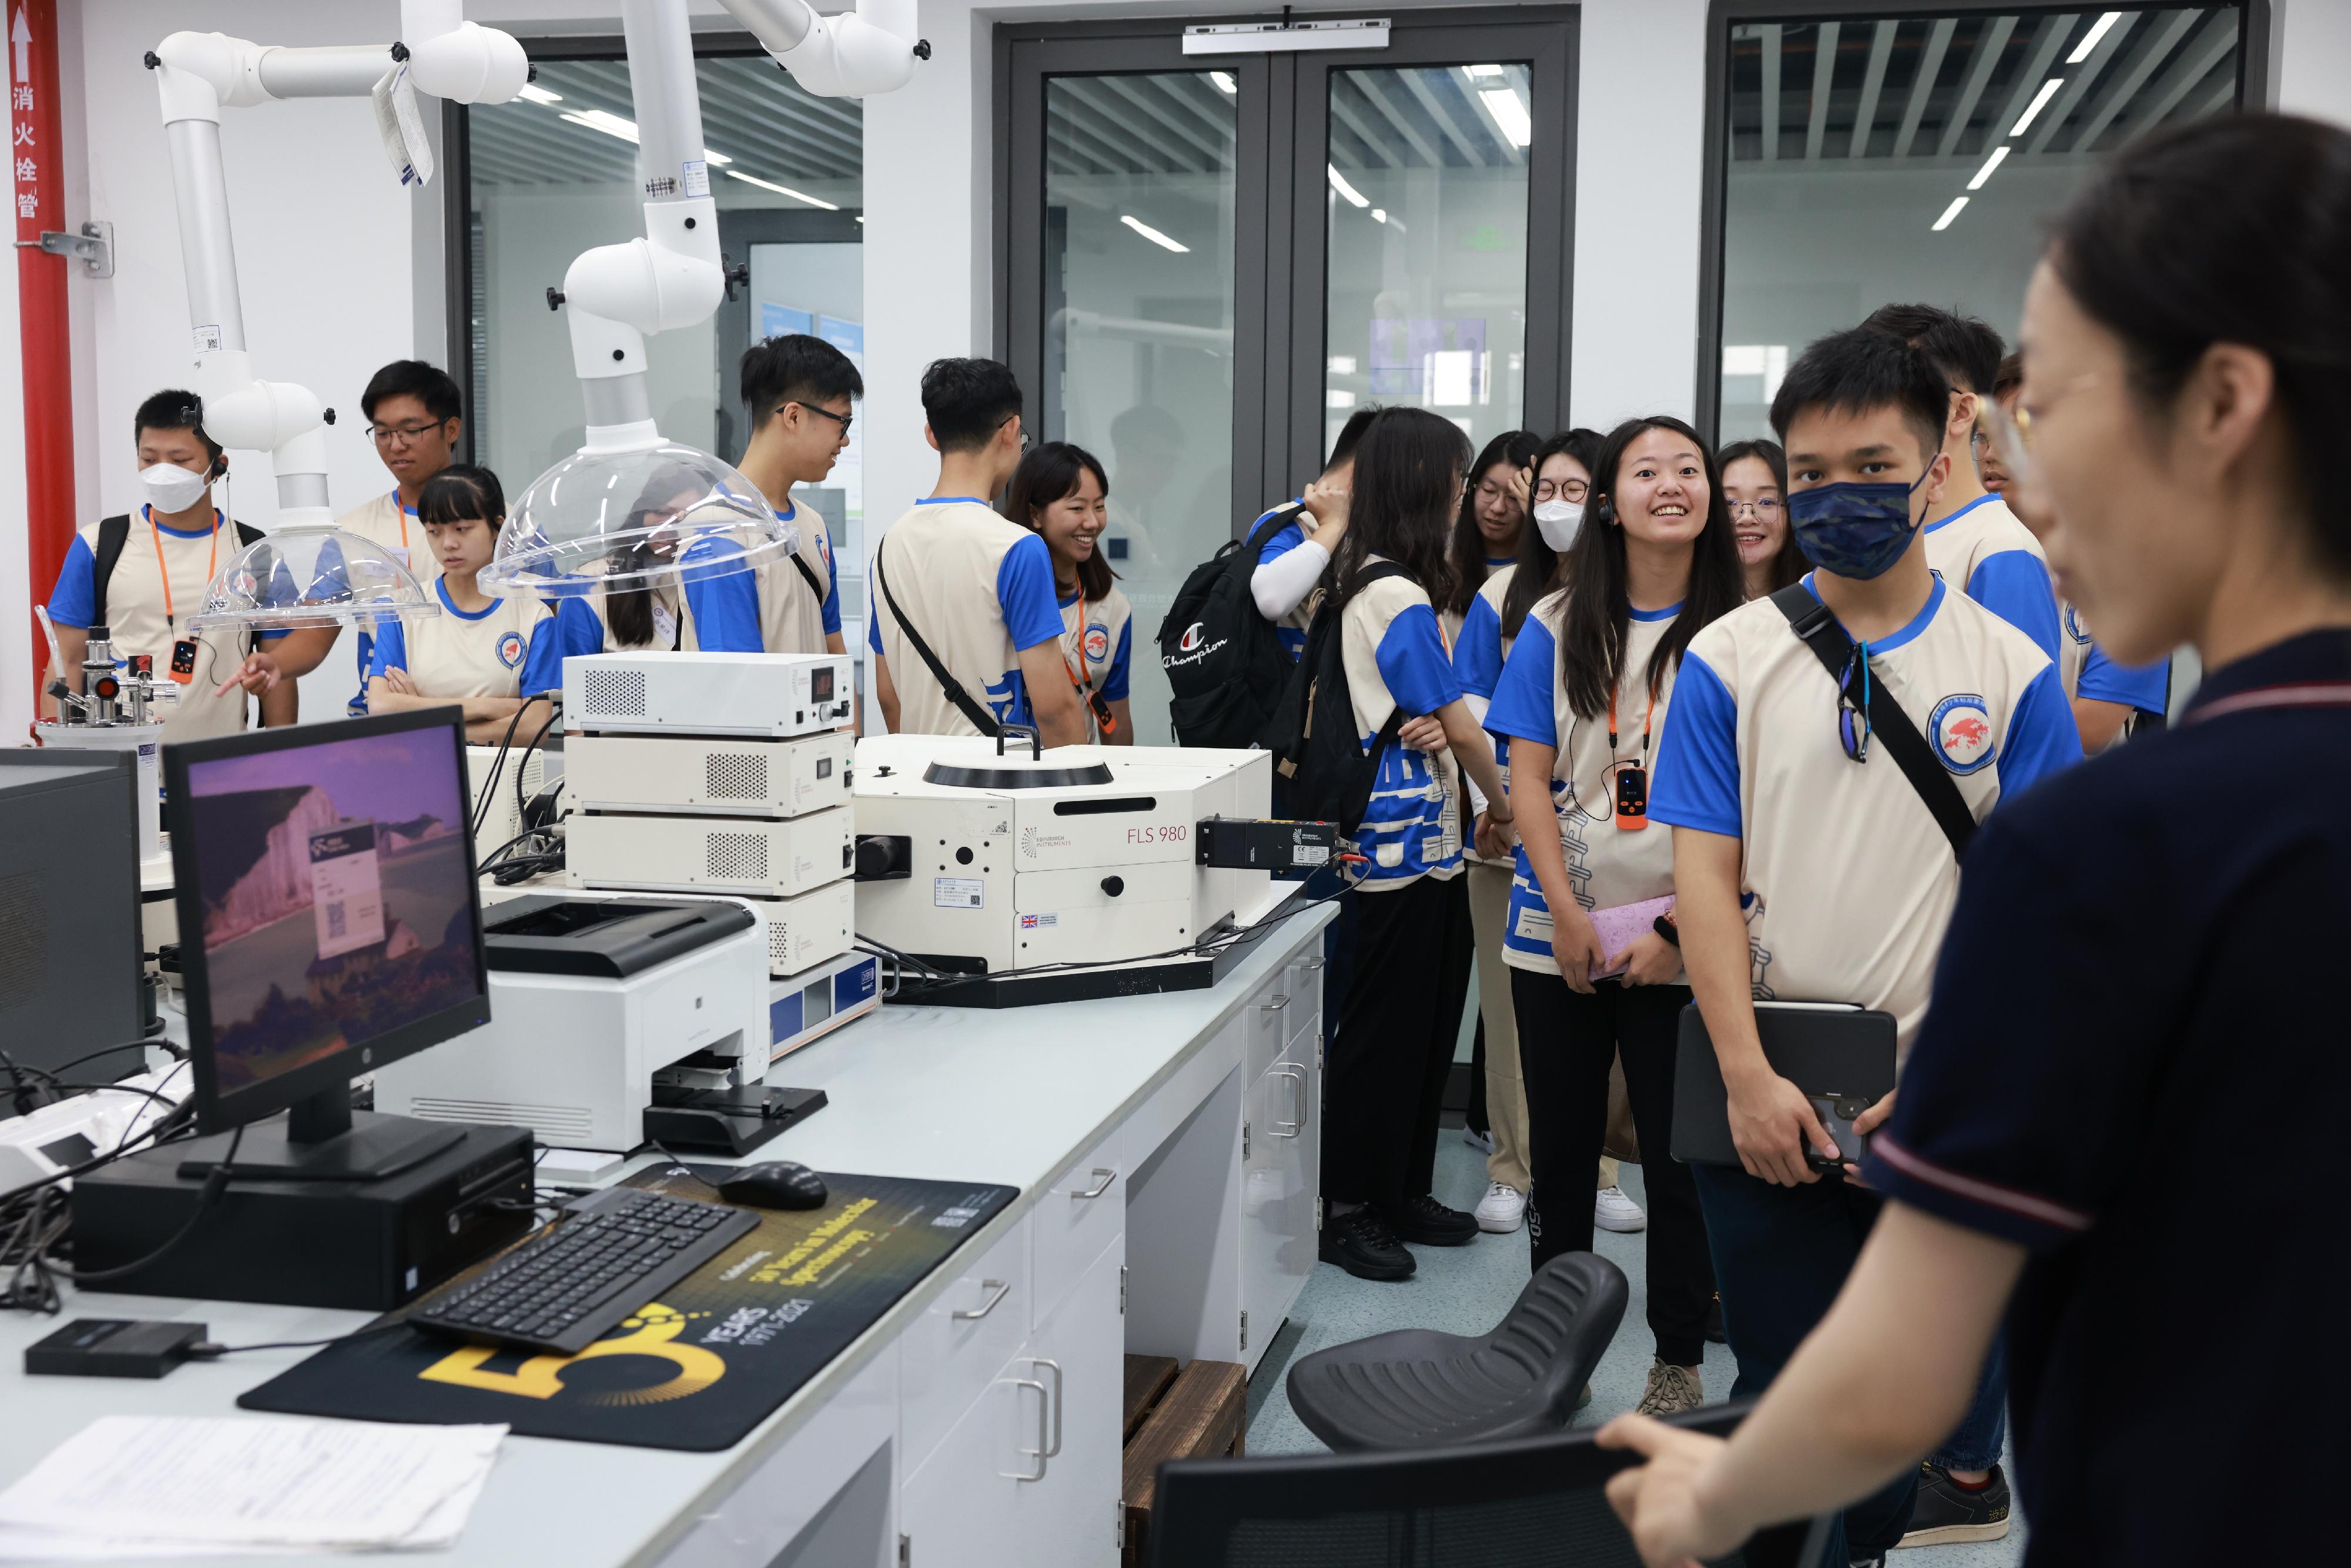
[{"x1": 12, "y1": 0, "x2": 73, "y2": 704}]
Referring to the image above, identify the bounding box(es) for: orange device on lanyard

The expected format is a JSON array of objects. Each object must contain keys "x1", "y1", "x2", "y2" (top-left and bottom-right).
[
  {"x1": 1062, "y1": 641, "x2": 1117, "y2": 736},
  {"x1": 155, "y1": 511, "x2": 219, "y2": 684},
  {"x1": 1608, "y1": 684, "x2": 1653, "y2": 829}
]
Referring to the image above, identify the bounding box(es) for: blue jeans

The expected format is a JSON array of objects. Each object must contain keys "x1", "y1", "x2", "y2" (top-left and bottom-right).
[
  {"x1": 1933, "y1": 1331, "x2": 2008, "y2": 1472},
  {"x1": 1691, "y1": 1162, "x2": 1917, "y2": 1560}
]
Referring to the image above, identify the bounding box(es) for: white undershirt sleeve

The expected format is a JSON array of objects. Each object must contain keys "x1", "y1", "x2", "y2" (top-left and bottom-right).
[
  {"x1": 1462, "y1": 693, "x2": 1491, "y2": 816},
  {"x1": 1250, "y1": 540, "x2": 1331, "y2": 622}
]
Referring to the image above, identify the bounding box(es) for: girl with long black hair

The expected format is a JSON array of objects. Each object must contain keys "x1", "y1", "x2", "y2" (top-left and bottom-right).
[
  {"x1": 1004, "y1": 441, "x2": 1134, "y2": 744},
  {"x1": 1716, "y1": 438, "x2": 1806, "y2": 599},
  {"x1": 1308, "y1": 407, "x2": 1513, "y2": 1282},
  {"x1": 1483, "y1": 415, "x2": 1742, "y2": 1414},
  {"x1": 1442, "y1": 429, "x2": 1542, "y2": 635}
]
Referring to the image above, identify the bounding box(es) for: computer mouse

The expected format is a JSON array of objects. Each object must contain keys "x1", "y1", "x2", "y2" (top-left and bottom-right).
[{"x1": 717, "y1": 1161, "x2": 828, "y2": 1210}]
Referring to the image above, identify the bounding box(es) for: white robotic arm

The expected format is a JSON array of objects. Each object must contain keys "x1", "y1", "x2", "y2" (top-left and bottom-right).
[{"x1": 150, "y1": 1, "x2": 528, "y2": 523}]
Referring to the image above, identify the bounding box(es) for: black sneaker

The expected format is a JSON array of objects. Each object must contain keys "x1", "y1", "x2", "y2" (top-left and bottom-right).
[
  {"x1": 1382, "y1": 1193, "x2": 1479, "y2": 1247},
  {"x1": 1898, "y1": 1461, "x2": 2011, "y2": 1546},
  {"x1": 1319, "y1": 1207, "x2": 1415, "y2": 1281}
]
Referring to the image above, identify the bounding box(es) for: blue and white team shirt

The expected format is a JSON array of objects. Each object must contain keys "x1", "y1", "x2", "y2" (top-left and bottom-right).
[
  {"x1": 369, "y1": 577, "x2": 551, "y2": 699},
  {"x1": 1251, "y1": 502, "x2": 1324, "y2": 659},
  {"x1": 867, "y1": 498, "x2": 1063, "y2": 736},
  {"x1": 518, "y1": 539, "x2": 763, "y2": 694},
  {"x1": 1057, "y1": 581, "x2": 1134, "y2": 743},
  {"x1": 2060, "y1": 601, "x2": 2169, "y2": 722},
  {"x1": 1483, "y1": 592, "x2": 1685, "y2": 977},
  {"x1": 753, "y1": 500, "x2": 843, "y2": 656},
  {"x1": 1452, "y1": 562, "x2": 1523, "y2": 865},
  {"x1": 1649, "y1": 574, "x2": 2082, "y2": 1060},
  {"x1": 1923, "y1": 493, "x2": 2061, "y2": 660},
  {"x1": 334, "y1": 491, "x2": 436, "y2": 716},
  {"x1": 1341, "y1": 560, "x2": 1464, "y2": 890}
]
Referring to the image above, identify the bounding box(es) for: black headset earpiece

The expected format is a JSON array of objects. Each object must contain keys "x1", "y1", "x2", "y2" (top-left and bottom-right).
[{"x1": 1593, "y1": 494, "x2": 1616, "y2": 527}]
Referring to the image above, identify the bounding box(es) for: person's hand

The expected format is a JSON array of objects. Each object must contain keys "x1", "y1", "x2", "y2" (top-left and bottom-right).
[
  {"x1": 214, "y1": 651, "x2": 284, "y2": 698},
  {"x1": 1473, "y1": 811, "x2": 1516, "y2": 860},
  {"x1": 1596, "y1": 1414, "x2": 1742, "y2": 1567},
  {"x1": 1509, "y1": 463, "x2": 1533, "y2": 513},
  {"x1": 1611, "y1": 930, "x2": 1680, "y2": 988},
  {"x1": 1843, "y1": 1088, "x2": 1897, "y2": 1181},
  {"x1": 1549, "y1": 907, "x2": 1605, "y2": 996},
  {"x1": 1724, "y1": 1061, "x2": 1836, "y2": 1187},
  {"x1": 1302, "y1": 477, "x2": 1351, "y2": 543},
  {"x1": 1397, "y1": 713, "x2": 1447, "y2": 753},
  {"x1": 383, "y1": 666, "x2": 420, "y2": 696}
]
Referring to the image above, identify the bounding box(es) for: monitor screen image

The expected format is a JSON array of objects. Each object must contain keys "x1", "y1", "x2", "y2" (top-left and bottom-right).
[{"x1": 179, "y1": 725, "x2": 481, "y2": 1098}]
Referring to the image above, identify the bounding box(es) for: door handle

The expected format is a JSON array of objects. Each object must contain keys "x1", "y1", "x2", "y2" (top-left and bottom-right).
[
  {"x1": 999, "y1": 1377, "x2": 1050, "y2": 1481},
  {"x1": 1272, "y1": 1065, "x2": 1306, "y2": 1135},
  {"x1": 953, "y1": 1278, "x2": 1010, "y2": 1320},
  {"x1": 1071, "y1": 1167, "x2": 1116, "y2": 1200},
  {"x1": 1030, "y1": 1356, "x2": 1064, "y2": 1457}
]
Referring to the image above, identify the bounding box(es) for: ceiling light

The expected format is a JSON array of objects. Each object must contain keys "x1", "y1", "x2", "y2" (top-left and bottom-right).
[
  {"x1": 517, "y1": 84, "x2": 562, "y2": 105},
  {"x1": 1967, "y1": 145, "x2": 2011, "y2": 190},
  {"x1": 1932, "y1": 196, "x2": 1969, "y2": 232},
  {"x1": 1480, "y1": 87, "x2": 1532, "y2": 148},
  {"x1": 703, "y1": 150, "x2": 733, "y2": 166},
  {"x1": 1327, "y1": 165, "x2": 1369, "y2": 208},
  {"x1": 1120, "y1": 214, "x2": 1190, "y2": 253},
  {"x1": 1209, "y1": 70, "x2": 1237, "y2": 94},
  {"x1": 726, "y1": 170, "x2": 839, "y2": 210},
  {"x1": 2010, "y1": 78, "x2": 2064, "y2": 136},
  {"x1": 1465, "y1": 63, "x2": 1506, "y2": 79},
  {"x1": 2068, "y1": 12, "x2": 2123, "y2": 64},
  {"x1": 560, "y1": 108, "x2": 639, "y2": 143},
  {"x1": 1370, "y1": 208, "x2": 1386, "y2": 223}
]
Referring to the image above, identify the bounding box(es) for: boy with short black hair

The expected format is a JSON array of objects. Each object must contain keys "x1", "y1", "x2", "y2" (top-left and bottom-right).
[
  {"x1": 866, "y1": 359, "x2": 1085, "y2": 746},
  {"x1": 737, "y1": 334, "x2": 863, "y2": 658},
  {"x1": 1648, "y1": 326, "x2": 2079, "y2": 1562}
]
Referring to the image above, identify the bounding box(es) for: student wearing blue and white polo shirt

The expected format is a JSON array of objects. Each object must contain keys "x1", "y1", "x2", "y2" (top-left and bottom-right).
[
  {"x1": 1311, "y1": 408, "x2": 1512, "y2": 1284},
  {"x1": 1864, "y1": 305, "x2": 2063, "y2": 662},
  {"x1": 367, "y1": 465, "x2": 551, "y2": 744},
  {"x1": 1006, "y1": 443, "x2": 1134, "y2": 744},
  {"x1": 867, "y1": 359, "x2": 1084, "y2": 748},
  {"x1": 1486, "y1": 416, "x2": 1742, "y2": 1420},
  {"x1": 735, "y1": 334, "x2": 857, "y2": 661},
  {"x1": 1645, "y1": 329, "x2": 2079, "y2": 1562},
  {"x1": 1247, "y1": 407, "x2": 1379, "y2": 658}
]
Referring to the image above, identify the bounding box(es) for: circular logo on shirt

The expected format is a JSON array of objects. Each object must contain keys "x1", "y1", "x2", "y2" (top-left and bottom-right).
[
  {"x1": 497, "y1": 631, "x2": 527, "y2": 669},
  {"x1": 1083, "y1": 623, "x2": 1110, "y2": 662},
  {"x1": 2064, "y1": 604, "x2": 2092, "y2": 645},
  {"x1": 1929, "y1": 693, "x2": 1997, "y2": 775},
  {"x1": 1178, "y1": 621, "x2": 1204, "y2": 654}
]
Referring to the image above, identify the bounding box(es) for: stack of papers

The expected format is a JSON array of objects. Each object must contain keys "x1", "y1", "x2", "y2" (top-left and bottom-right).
[{"x1": 0, "y1": 1416, "x2": 506, "y2": 1559}]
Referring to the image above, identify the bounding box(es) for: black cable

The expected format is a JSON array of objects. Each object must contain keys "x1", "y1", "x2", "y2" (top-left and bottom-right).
[
  {"x1": 35, "y1": 1040, "x2": 163, "y2": 1081},
  {"x1": 187, "y1": 1321, "x2": 408, "y2": 1359},
  {"x1": 514, "y1": 698, "x2": 560, "y2": 832},
  {"x1": 42, "y1": 1124, "x2": 242, "y2": 1285},
  {"x1": 470, "y1": 701, "x2": 534, "y2": 842}
]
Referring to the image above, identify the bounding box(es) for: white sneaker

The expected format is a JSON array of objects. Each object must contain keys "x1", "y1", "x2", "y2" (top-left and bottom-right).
[
  {"x1": 1595, "y1": 1185, "x2": 1647, "y2": 1232},
  {"x1": 1461, "y1": 1126, "x2": 1495, "y2": 1155},
  {"x1": 1472, "y1": 1181, "x2": 1525, "y2": 1233}
]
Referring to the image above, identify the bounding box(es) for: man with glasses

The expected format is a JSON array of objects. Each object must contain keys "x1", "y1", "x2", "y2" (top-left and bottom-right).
[
  {"x1": 1646, "y1": 327, "x2": 2078, "y2": 1565},
  {"x1": 737, "y1": 334, "x2": 861, "y2": 662}
]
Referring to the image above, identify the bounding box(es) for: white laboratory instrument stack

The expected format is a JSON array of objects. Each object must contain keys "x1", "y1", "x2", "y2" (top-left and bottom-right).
[{"x1": 560, "y1": 651, "x2": 876, "y2": 1054}]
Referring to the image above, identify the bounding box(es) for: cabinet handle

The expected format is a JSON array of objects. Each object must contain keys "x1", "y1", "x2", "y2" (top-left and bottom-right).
[
  {"x1": 1272, "y1": 1065, "x2": 1306, "y2": 1136},
  {"x1": 1030, "y1": 1356, "x2": 1064, "y2": 1457},
  {"x1": 999, "y1": 1378, "x2": 1050, "y2": 1482},
  {"x1": 1261, "y1": 994, "x2": 1290, "y2": 1013},
  {"x1": 1300, "y1": 957, "x2": 1327, "y2": 970},
  {"x1": 953, "y1": 1278, "x2": 1010, "y2": 1320},
  {"x1": 1071, "y1": 1167, "x2": 1117, "y2": 1200}
]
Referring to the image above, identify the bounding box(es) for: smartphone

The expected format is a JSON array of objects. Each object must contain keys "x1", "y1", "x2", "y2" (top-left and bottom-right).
[
  {"x1": 1614, "y1": 762, "x2": 1649, "y2": 830},
  {"x1": 1806, "y1": 1094, "x2": 1871, "y2": 1170}
]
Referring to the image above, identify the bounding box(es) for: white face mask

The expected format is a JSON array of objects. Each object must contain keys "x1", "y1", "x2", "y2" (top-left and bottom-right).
[
  {"x1": 139, "y1": 461, "x2": 210, "y2": 515},
  {"x1": 1532, "y1": 499, "x2": 1583, "y2": 552}
]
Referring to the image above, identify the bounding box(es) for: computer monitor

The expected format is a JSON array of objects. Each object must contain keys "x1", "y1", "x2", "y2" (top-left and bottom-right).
[
  {"x1": 162, "y1": 708, "x2": 491, "y2": 1179},
  {"x1": 0, "y1": 749, "x2": 146, "y2": 1101}
]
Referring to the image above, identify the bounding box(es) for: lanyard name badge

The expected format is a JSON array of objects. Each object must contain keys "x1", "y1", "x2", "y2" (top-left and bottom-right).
[
  {"x1": 1609, "y1": 684, "x2": 1653, "y2": 830},
  {"x1": 154, "y1": 511, "x2": 219, "y2": 684}
]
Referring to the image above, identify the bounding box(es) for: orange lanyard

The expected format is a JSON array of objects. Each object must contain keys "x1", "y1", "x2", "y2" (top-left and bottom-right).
[
  {"x1": 1607, "y1": 684, "x2": 1653, "y2": 766},
  {"x1": 392, "y1": 492, "x2": 410, "y2": 549},
  {"x1": 1060, "y1": 598, "x2": 1118, "y2": 736},
  {"x1": 150, "y1": 510, "x2": 219, "y2": 634}
]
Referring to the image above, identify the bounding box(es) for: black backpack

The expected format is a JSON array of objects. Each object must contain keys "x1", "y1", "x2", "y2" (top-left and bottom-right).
[
  {"x1": 89, "y1": 512, "x2": 265, "y2": 628},
  {"x1": 1157, "y1": 505, "x2": 1304, "y2": 749},
  {"x1": 1265, "y1": 561, "x2": 1407, "y2": 835}
]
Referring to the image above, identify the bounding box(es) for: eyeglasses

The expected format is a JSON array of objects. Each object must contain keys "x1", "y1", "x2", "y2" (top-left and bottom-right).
[
  {"x1": 999, "y1": 414, "x2": 1030, "y2": 454},
  {"x1": 1837, "y1": 643, "x2": 1872, "y2": 763},
  {"x1": 1472, "y1": 480, "x2": 1513, "y2": 502},
  {"x1": 785, "y1": 401, "x2": 854, "y2": 438},
  {"x1": 1532, "y1": 477, "x2": 1588, "y2": 502},
  {"x1": 369, "y1": 420, "x2": 451, "y2": 448},
  {"x1": 1728, "y1": 497, "x2": 1783, "y2": 518}
]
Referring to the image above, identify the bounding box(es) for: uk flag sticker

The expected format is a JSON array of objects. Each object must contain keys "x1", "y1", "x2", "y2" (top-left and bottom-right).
[{"x1": 1929, "y1": 693, "x2": 1996, "y2": 775}]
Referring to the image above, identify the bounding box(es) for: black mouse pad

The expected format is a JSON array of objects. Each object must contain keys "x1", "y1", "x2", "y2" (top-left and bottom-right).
[{"x1": 238, "y1": 1163, "x2": 1017, "y2": 1450}]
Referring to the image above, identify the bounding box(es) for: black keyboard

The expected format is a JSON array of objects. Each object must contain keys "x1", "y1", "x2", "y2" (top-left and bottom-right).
[{"x1": 410, "y1": 1187, "x2": 758, "y2": 1356}]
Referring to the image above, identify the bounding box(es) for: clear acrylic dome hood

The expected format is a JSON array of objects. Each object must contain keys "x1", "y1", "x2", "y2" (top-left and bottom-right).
[
  {"x1": 480, "y1": 441, "x2": 794, "y2": 600},
  {"x1": 187, "y1": 524, "x2": 440, "y2": 634}
]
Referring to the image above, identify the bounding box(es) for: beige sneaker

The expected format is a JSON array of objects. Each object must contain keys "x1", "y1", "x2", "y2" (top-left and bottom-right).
[{"x1": 1635, "y1": 1360, "x2": 1703, "y2": 1417}]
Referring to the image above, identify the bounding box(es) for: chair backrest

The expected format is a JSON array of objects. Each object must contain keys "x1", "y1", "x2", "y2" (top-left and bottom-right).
[{"x1": 1148, "y1": 1399, "x2": 1834, "y2": 1568}]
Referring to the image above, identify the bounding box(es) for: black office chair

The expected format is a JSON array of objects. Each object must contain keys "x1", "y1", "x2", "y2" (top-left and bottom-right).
[
  {"x1": 1148, "y1": 1400, "x2": 1834, "y2": 1568},
  {"x1": 1285, "y1": 1252, "x2": 1629, "y2": 1451}
]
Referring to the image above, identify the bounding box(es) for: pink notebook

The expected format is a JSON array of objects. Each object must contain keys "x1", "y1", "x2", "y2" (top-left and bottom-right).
[{"x1": 1589, "y1": 894, "x2": 1676, "y2": 982}]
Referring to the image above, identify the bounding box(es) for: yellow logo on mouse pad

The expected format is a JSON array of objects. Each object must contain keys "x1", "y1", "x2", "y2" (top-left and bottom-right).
[{"x1": 418, "y1": 1303, "x2": 725, "y2": 1406}]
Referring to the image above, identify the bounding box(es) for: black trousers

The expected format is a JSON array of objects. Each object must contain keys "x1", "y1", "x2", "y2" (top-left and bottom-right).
[
  {"x1": 1322, "y1": 874, "x2": 1473, "y2": 1209},
  {"x1": 1512, "y1": 969, "x2": 1716, "y2": 1368}
]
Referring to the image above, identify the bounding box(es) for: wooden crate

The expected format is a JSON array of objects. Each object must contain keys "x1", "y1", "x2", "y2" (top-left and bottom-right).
[{"x1": 1120, "y1": 1355, "x2": 1245, "y2": 1567}]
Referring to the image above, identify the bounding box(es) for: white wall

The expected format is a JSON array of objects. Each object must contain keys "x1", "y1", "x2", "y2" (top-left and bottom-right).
[{"x1": 2275, "y1": 0, "x2": 2351, "y2": 128}]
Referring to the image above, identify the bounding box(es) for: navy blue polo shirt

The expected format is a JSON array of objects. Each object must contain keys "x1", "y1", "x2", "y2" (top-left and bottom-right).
[{"x1": 1866, "y1": 628, "x2": 2351, "y2": 1567}]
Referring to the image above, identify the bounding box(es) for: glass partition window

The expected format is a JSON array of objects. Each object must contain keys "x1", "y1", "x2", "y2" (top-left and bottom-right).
[
  {"x1": 1716, "y1": 6, "x2": 2243, "y2": 440},
  {"x1": 1324, "y1": 63, "x2": 1532, "y2": 458},
  {"x1": 1042, "y1": 72, "x2": 1239, "y2": 745}
]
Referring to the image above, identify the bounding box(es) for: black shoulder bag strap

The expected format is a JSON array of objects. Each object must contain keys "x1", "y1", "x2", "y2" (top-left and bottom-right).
[
  {"x1": 787, "y1": 552, "x2": 826, "y2": 602},
  {"x1": 90, "y1": 514, "x2": 133, "y2": 629},
  {"x1": 872, "y1": 535, "x2": 1004, "y2": 737},
  {"x1": 1770, "y1": 582, "x2": 1977, "y2": 860}
]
